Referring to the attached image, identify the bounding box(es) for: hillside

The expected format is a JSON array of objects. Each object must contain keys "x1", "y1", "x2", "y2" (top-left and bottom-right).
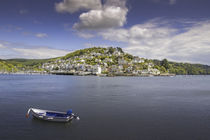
[
  {"x1": 0, "y1": 59, "x2": 50, "y2": 73},
  {"x1": 0, "y1": 47, "x2": 210, "y2": 75},
  {"x1": 153, "y1": 59, "x2": 210, "y2": 75},
  {"x1": 0, "y1": 60, "x2": 18, "y2": 73},
  {"x1": 42, "y1": 47, "x2": 210, "y2": 75}
]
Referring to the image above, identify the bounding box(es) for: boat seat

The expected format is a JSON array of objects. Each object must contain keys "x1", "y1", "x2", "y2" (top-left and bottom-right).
[{"x1": 46, "y1": 112, "x2": 68, "y2": 117}]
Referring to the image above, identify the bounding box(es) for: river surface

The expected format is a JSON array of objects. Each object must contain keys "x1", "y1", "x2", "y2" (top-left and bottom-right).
[{"x1": 0, "y1": 75, "x2": 210, "y2": 140}]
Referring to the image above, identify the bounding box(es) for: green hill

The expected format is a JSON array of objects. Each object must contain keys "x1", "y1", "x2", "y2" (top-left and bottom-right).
[
  {"x1": 153, "y1": 59, "x2": 210, "y2": 75},
  {"x1": 0, "y1": 47, "x2": 210, "y2": 75},
  {"x1": 0, "y1": 59, "x2": 50, "y2": 72},
  {"x1": 0, "y1": 60, "x2": 18, "y2": 73}
]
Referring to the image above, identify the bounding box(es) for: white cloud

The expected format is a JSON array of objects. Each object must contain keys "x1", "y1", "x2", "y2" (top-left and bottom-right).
[
  {"x1": 77, "y1": 32, "x2": 95, "y2": 38},
  {"x1": 55, "y1": 0, "x2": 102, "y2": 13},
  {"x1": 84, "y1": 43, "x2": 110, "y2": 48},
  {"x1": 99, "y1": 20, "x2": 177, "y2": 43},
  {"x1": 56, "y1": 0, "x2": 128, "y2": 30},
  {"x1": 98, "y1": 19, "x2": 210, "y2": 65},
  {"x1": 0, "y1": 41, "x2": 70, "y2": 59},
  {"x1": 0, "y1": 44, "x2": 7, "y2": 49},
  {"x1": 12, "y1": 48, "x2": 69, "y2": 59},
  {"x1": 35, "y1": 33, "x2": 48, "y2": 38},
  {"x1": 100, "y1": 28, "x2": 128, "y2": 42},
  {"x1": 74, "y1": 5, "x2": 128, "y2": 30}
]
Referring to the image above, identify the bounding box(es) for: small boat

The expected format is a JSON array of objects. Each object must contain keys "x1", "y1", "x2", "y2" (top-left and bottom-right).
[{"x1": 26, "y1": 108, "x2": 80, "y2": 122}]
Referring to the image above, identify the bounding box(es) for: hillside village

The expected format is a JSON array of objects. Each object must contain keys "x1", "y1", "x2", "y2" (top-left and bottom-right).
[
  {"x1": 42, "y1": 47, "x2": 161, "y2": 76},
  {"x1": 1, "y1": 47, "x2": 209, "y2": 75}
]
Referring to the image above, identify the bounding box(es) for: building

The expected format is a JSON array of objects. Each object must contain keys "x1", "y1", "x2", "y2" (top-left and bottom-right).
[{"x1": 96, "y1": 66, "x2": 102, "y2": 75}]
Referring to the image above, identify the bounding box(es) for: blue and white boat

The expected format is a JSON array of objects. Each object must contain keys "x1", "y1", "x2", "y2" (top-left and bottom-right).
[{"x1": 26, "y1": 108, "x2": 80, "y2": 122}]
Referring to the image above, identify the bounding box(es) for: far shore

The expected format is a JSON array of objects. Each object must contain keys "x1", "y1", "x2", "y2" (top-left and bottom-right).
[
  {"x1": 1, "y1": 72, "x2": 210, "y2": 77},
  {"x1": 0, "y1": 72, "x2": 183, "y2": 77}
]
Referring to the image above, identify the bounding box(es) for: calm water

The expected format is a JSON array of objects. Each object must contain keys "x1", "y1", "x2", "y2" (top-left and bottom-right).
[{"x1": 0, "y1": 75, "x2": 210, "y2": 140}]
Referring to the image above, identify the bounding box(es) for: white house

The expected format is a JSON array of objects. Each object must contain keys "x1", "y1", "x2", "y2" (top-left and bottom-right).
[{"x1": 96, "y1": 66, "x2": 102, "y2": 75}]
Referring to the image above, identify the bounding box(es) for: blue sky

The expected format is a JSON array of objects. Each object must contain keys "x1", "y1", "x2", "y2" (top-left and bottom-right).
[{"x1": 0, "y1": 0, "x2": 210, "y2": 65}]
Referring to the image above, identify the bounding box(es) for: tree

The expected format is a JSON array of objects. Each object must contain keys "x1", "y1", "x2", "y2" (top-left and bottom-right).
[
  {"x1": 160, "y1": 66, "x2": 166, "y2": 73},
  {"x1": 116, "y1": 47, "x2": 123, "y2": 53},
  {"x1": 161, "y1": 59, "x2": 170, "y2": 70},
  {"x1": 108, "y1": 47, "x2": 115, "y2": 54},
  {"x1": 124, "y1": 53, "x2": 133, "y2": 60}
]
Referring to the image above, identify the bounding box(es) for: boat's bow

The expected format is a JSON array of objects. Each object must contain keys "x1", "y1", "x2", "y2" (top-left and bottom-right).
[{"x1": 26, "y1": 108, "x2": 32, "y2": 118}]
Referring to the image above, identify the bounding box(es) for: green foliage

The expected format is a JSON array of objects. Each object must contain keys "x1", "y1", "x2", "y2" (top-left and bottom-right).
[
  {"x1": 85, "y1": 58, "x2": 97, "y2": 65},
  {"x1": 63, "y1": 47, "x2": 107, "y2": 59},
  {"x1": 53, "y1": 67, "x2": 59, "y2": 71},
  {"x1": 161, "y1": 59, "x2": 170, "y2": 70},
  {"x1": 5, "y1": 59, "x2": 49, "y2": 66},
  {"x1": 152, "y1": 59, "x2": 210, "y2": 75},
  {"x1": 63, "y1": 49, "x2": 85, "y2": 59},
  {"x1": 124, "y1": 53, "x2": 133, "y2": 61},
  {"x1": 102, "y1": 71, "x2": 108, "y2": 74},
  {"x1": 160, "y1": 66, "x2": 167, "y2": 73},
  {"x1": 0, "y1": 61, "x2": 18, "y2": 72},
  {"x1": 116, "y1": 47, "x2": 123, "y2": 53},
  {"x1": 108, "y1": 47, "x2": 115, "y2": 54},
  {"x1": 0, "y1": 59, "x2": 50, "y2": 72}
]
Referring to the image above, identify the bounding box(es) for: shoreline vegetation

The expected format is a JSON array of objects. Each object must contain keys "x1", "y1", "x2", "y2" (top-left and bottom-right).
[{"x1": 0, "y1": 47, "x2": 210, "y2": 76}]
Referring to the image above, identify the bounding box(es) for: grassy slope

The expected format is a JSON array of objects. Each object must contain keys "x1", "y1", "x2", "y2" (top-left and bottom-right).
[
  {"x1": 0, "y1": 60, "x2": 18, "y2": 72},
  {"x1": 0, "y1": 58, "x2": 53, "y2": 72}
]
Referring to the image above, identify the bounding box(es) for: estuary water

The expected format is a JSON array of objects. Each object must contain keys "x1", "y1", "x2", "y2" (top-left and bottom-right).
[{"x1": 0, "y1": 75, "x2": 210, "y2": 140}]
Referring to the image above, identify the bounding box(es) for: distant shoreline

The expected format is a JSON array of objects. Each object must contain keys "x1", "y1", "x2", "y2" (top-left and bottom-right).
[
  {"x1": 0, "y1": 71, "x2": 175, "y2": 76},
  {"x1": 1, "y1": 72, "x2": 210, "y2": 76}
]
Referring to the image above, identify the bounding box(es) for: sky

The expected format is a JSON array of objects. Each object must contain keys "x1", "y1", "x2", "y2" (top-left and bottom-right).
[{"x1": 0, "y1": 0, "x2": 210, "y2": 65}]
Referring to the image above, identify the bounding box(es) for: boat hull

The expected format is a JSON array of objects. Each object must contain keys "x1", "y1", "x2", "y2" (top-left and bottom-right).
[{"x1": 31, "y1": 108, "x2": 74, "y2": 122}]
